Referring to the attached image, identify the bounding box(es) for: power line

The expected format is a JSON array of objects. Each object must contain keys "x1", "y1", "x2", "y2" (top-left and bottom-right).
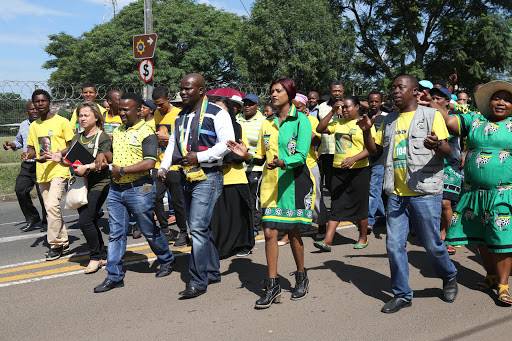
[{"x1": 238, "y1": 0, "x2": 250, "y2": 16}]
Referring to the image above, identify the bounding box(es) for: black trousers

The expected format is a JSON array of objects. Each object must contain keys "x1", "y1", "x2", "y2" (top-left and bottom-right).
[
  {"x1": 77, "y1": 187, "x2": 108, "y2": 261},
  {"x1": 246, "y1": 171, "x2": 262, "y2": 230},
  {"x1": 155, "y1": 170, "x2": 188, "y2": 234},
  {"x1": 15, "y1": 162, "x2": 47, "y2": 224},
  {"x1": 319, "y1": 154, "x2": 334, "y2": 193}
]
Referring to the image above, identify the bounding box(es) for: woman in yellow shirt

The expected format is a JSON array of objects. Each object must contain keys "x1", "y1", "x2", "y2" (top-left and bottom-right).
[
  {"x1": 209, "y1": 96, "x2": 255, "y2": 259},
  {"x1": 315, "y1": 96, "x2": 375, "y2": 251}
]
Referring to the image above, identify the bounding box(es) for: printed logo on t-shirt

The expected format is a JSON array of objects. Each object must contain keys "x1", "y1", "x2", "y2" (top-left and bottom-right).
[
  {"x1": 394, "y1": 139, "x2": 407, "y2": 169},
  {"x1": 334, "y1": 128, "x2": 357, "y2": 154}
]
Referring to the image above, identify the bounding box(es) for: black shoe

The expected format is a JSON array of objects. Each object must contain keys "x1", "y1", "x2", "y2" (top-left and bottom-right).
[
  {"x1": 45, "y1": 244, "x2": 70, "y2": 257},
  {"x1": 132, "y1": 224, "x2": 142, "y2": 239},
  {"x1": 381, "y1": 297, "x2": 412, "y2": 313},
  {"x1": 443, "y1": 277, "x2": 458, "y2": 303},
  {"x1": 255, "y1": 277, "x2": 281, "y2": 309},
  {"x1": 97, "y1": 209, "x2": 104, "y2": 219},
  {"x1": 173, "y1": 232, "x2": 189, "y2": 247},
  {"x1": 93, "y1": 278, "x2": 124, "y2": 293},
  {"x1": 45, "y1": 246, "x2": 64, "y2": 261},
  {"x1": 40, "y1": 222, "x2": 47, "y2": 232},
  {"x1": 179, "y1": 286, "x2": 206, "y2": 299},
  {"x1": 20, "y1": 219, "x2": 40, "y2": 232},
  {"x1": 236, "y1": 248, "x2": 252, "y2": 257},
  {"x1": 164, "y1": 230, "x2": 179, "y2": 243},
  {"x1": 155, "y1": 261, "x2": 174, "y2": 278},
  {"x1": 290, "y1": 269, "x2": 309, "y2": 300},
  {"x1": 208, "y1": 278, "x2": 221, "y2": 285}
]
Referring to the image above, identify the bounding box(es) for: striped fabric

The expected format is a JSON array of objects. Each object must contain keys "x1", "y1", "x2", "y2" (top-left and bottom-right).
[
  {"x1": 236, "y1": 111, "x2": 266, "y2": 172},
  {"x1": 317, "y1": 101, "x2": 336, "y2": 155}
]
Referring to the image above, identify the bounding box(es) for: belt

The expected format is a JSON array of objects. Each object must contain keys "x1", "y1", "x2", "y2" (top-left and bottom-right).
[
  {"x1": 179, "y1": 166, "x2": 221, "y2": 176},
  {"x1": 115, "y1": 176, "x2": 152, "y2": 189}
]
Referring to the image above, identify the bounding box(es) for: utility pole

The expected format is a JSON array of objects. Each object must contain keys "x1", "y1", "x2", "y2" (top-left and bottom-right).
[{"x1": 143, "y1": 0, "x2": 153, "y2": 100}]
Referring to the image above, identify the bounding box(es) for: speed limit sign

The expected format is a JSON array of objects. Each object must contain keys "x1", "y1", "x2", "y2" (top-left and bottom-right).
[{"x1": 138, "y1": 59, "x2": 154, "y2": 82}]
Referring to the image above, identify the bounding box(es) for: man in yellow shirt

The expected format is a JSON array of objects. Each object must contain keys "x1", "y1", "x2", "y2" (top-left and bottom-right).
[
  {"x1": 69, "y1": 83, "x2": 107, "y2": 133},
  {"x1": 359, "y1": 75, "x2": 458, "y2": 313},
  {"x1": 23, "y1": 90, "x2": 74, "y2": 261},
  {"x1": 103, "y1": 90, "x2": 123, "y2": 138},
  {"x1": 152, "y1": 87, "x2": 189, "y2": 246}
]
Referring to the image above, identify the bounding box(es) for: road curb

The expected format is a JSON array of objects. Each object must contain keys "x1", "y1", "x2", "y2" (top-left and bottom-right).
[{"x1": 1, "y1": 193, "x2": 18, "y2": 203}]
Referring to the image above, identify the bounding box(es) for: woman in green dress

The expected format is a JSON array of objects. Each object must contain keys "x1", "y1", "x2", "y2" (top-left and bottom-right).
[
  {"x1": 442, "y1": 81, "x2": 512, "y2": 305},
  {"x1": 227, "y1": 78, "x2": 313, "y2": 309}
]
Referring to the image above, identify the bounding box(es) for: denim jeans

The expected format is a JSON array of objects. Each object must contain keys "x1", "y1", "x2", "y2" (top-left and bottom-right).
[
  {"x1": 368, "y1": 164, "x2": 386, "y2": 226},
  {"x1": 386, "y1": 193, "x2": 457, "y2": 301},
  {"x1": 180, "y1": 170, "x2": 223, "y2": 290},
  {"x1": 106, "y1": 180, "x2": 175, "y2": 282}
]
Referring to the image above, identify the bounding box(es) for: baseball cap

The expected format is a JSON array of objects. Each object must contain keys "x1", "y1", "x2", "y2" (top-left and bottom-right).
[
  {"x1": 242, "y1": 94, "x2": 259, "y2": 104},
  {"x1": 419, "y1": 80, "x2": 434, "y2": 89},
  {"x1": 142, "y1": 99, "x2": 157, "y2": 112},
  {"x1": 430, "y1": 87, "x2": 451, "y2": 100}
]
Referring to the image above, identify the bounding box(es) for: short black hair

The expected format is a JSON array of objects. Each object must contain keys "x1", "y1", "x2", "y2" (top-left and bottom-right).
[
  {"x1": 82, "y1": 83, "x2": 96, "y2": 91},
  {"x1": 344, "y1": 95, "x2": 360, "y2": 107},
  {"x1": 432, "y1": 80, "x2": 447, "y2": 88},
  {"x1": 368, "y1": 90, "x2": 383, "y2": 101},
  {"x1": 31, "y1": 89, "x2": 51, "y2": 102},
  {"x1": 121, "y1": 92, "x2": 142, "y2": 108},
  {"x1": 396, "y1": 75, "x2": 419, "y2": 89},
  {"x1": 330, "y1": 81, "x2": 344, "y2": 88},
  {"x1": 152, "y1": 87, "x2": 169, "y2": 100}
]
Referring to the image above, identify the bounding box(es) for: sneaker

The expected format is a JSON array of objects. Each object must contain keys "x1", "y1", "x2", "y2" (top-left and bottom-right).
[
  {"x1": 132, "y1": 224, "x2": 142, "y2": 239},
  {"x1": 45, "y1": 244, "x2": 70, "y2": 257},
  {"x1": 173, "y1": 232, "x2": 189, "y2": 247},
  {"x1": 236, "y1": 249, "x2": 252, "y2": 257},
  {"x1": 46, "y1": 246, "x2": 64, "y2": 261},
  {"x1": 164, "y1": 230, "x2": 179, "y2": 243}
]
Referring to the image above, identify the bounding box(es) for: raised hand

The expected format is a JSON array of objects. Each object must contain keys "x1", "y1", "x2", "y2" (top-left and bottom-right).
[
  {"x1": 227, "y1": 139, "x2": 249, "y2": 158},
  {"x1": 449, "y1": 68, "x2": 458, "y2": 86},
  {"x1": 356, "y1": 114, "x2": 375, "y2": 131}
]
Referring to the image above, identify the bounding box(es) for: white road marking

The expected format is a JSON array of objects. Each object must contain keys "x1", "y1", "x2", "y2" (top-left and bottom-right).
[
  {"x1": 0, "y1": 214, "x2": 79, "y2": 227},
  {"x1": 0, "y1": 224, "x2": 355, "y2": 287}
]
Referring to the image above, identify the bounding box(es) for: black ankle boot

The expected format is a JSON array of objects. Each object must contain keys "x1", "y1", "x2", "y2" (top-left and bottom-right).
[
  {"x1": 290, "y1": 268, "x2": 309, "y2": 300},
  {"x1": 255, "y1": 277, "x2": 281, "y2": 309}
]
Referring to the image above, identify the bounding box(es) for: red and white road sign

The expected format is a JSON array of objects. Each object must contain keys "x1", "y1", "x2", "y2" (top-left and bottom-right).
[{"x1": 138, "y1": 59, "x2": 154, "y2": 82}]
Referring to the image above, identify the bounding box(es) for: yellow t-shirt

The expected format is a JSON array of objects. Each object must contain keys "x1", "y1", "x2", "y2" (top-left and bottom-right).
[
  {"x1": 103, "y1": 113, "x2": 123, "y2": 138},
  {"x1": 306, "y1": 115, "x2": 320, "y2": 168},
  {"x1": 223, "y1": 128, "x2": 249, "y2": 185},
  {"x1": 374, "y1": 110, "x2": 450, "y2": 196},
  {"x1": 154, "y1": 106, "x2": 181, "y2": 170},
  {"x1": 328, "y1": 118, "x2": 375, "y2": 169},
  {"x1": 69, "y1": 104, "x2": 107, "y2": 133},
  {"x1": 145, "y1": 117, "x2": 156, "y2": 131},
  {"x1": 27, "y1": 115, "x2": 74, "y2": 183}
]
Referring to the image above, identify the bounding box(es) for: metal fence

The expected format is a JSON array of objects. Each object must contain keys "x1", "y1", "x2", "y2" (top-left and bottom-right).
[{"x1": 0, "y1": 80, "x2": 368, "y2": 136}]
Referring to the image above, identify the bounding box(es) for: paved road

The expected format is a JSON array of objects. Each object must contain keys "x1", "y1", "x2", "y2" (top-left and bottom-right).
[{"x1": 1, "y1": 199, "x2": 512, "y2": 340}]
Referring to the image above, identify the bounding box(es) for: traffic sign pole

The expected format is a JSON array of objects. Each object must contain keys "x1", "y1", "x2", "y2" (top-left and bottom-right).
[{"x1": 143, "y1": 0, "x2": 153, "y2": 100}]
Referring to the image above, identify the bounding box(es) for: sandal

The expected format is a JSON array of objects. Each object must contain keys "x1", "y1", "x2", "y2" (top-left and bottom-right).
[
  {"x1": 497, "y1": 284, "x2": 512, "y2": 305},
  {"x1": 354, "y1": 240, "x2": 369, "y2": 249},
  {"x1": 313, "y1": 241, "x2": 331, "y2": 252},
  {"x1": 367, "y1": 225, "x2": 373, "y2": 235},
  {"x1": 84, "y1": 260, "x2": 103, "y2": 274},
  {"x1": 446, "y1": 245, "x2": 456, "y2": 255},
  {"x1": 476, "y1": 274, "x2": 498, "y2": 291}
]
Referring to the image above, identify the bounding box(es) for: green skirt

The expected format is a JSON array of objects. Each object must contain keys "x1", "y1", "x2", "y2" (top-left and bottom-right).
[{"x1": 445, "y1": 185, "x2": 512, "y2": 253}]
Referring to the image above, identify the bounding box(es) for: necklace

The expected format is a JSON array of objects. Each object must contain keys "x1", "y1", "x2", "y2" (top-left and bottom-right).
[{"x1": 80, "y1": 127, "x2": 98, "y2": 148}]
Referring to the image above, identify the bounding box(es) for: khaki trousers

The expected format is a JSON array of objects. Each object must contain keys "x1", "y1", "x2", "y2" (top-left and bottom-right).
[{"x1": 39, "y1": 177, "x2": 68, "y2": 248}]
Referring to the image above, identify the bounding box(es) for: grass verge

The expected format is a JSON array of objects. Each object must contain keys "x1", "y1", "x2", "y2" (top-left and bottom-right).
[
  {"x1": 0, "y1": 164, "x2": 20, "y2": 194},
  {"x1": 0, "y1": 136, "x2": 23, "y2": 163}
]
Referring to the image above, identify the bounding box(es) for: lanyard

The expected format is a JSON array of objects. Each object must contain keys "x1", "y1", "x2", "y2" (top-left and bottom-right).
[{"x1": 179, "y1": 97, "x2": 208, "y2": 156}]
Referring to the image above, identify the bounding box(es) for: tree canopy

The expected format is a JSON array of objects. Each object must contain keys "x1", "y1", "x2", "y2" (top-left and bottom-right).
[
  {"x1": 43, "y1": 0, "x2": 241, "y2": 87},
  {"x1": 235, "y1": 0, "x2": 357, "y2": 93},
  {"x1": 329, "y1": 0, "x2": 512, "y2": 90},
  {"x1": 43, "y1": 0, "x2": 512, "y2": 94}
]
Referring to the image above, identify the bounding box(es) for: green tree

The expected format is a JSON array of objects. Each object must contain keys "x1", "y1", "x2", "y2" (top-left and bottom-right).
[
  {"x1": 43, "y1": 0, "x2": 242, "y2": 87},
  {"x1": 329, "y1": 0, "x2": 512, "y2": 90},
  {"x1": 236, "y1": 0, "x2": 358, "y2": 93}
]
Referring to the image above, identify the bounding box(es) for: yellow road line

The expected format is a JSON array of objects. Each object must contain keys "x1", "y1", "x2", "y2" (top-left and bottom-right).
[{"x1": 0, "y1": 244, "x2": 191, "y2": 276}]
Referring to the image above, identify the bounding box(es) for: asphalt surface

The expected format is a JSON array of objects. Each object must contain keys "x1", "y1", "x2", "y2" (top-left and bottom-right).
[{"x1": 1, "y1": 198, "x2": 512, "y2": 340}]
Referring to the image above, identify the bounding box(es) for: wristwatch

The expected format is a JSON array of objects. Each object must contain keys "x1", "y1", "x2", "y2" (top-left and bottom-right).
[{"x1": 120, "y1": 167, "x2": 126, "y2": 177}]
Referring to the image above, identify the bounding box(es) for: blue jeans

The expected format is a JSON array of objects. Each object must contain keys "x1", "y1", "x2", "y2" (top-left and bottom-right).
[
  {"x1": 386, "y1": 194, "x2": 457, "y2": 301},
  {"x1": 368, "y1": 164, "x2": 385, "y2": 226},
  {"x1": 105, "y1": 180, "x2": 175, "y2": 282},
  {"x1": 180, "y1": 170, "x2": 223, "y2": 290}
]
